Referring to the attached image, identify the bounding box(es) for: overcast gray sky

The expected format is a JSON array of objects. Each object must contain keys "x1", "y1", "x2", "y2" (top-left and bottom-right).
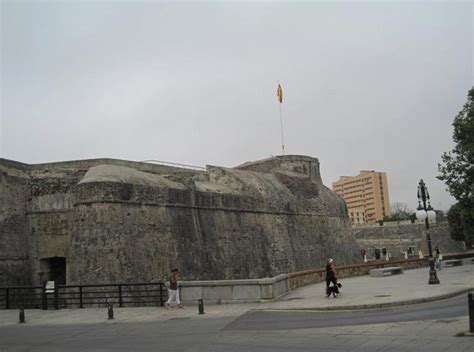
[{"x1": 1, "y1": 0, "x2": 473, "y2": 211}]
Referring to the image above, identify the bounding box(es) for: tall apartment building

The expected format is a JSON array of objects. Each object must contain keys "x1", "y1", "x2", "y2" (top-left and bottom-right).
[{"x1": 332, "y1": 170, "x2": 391, "y2": 224}]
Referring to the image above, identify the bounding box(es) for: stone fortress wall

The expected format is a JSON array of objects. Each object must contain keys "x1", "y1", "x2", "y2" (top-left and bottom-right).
[
  {"x1": 1, "y1": 155, "x2": 364, "y2": 286},
  {"x1": 0, "y1": 158, "x2": 203, "y2": 286},
  {"x1": 353, "y1": 221, "x2": 464, "y2": 259},
  {"x1": 0, "y1": 160, "x2": 31, "y2": 286}
]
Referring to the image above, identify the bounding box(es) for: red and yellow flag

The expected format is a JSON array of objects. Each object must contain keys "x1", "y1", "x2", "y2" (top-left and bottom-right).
[{"x1": 277, "y1": 83, "x2": 283, "y2": 103}]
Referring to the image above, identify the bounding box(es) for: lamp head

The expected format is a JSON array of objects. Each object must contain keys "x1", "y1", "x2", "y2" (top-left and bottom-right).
[
  {"x1": 427, "y1": 203, "x2": 436, "y2": 222},
  {"x1": 416, "y1": 209, "x2": 427, "y2": 221}
]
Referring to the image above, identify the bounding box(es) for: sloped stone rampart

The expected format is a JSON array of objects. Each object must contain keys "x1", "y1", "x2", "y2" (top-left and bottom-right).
[{"x1": 68, "y1": 156, "x2": 361, "y2": 283}]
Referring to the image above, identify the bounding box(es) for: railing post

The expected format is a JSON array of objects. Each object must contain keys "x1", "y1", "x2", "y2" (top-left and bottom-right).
[
  {"x1": 198, "y1": 299, "x2": 205, "y2": 315},
  {"x1": 6, "y1": 288, "x2": 9, "y2": 309},
  {"x1": 54, "y1": 285, "x2": 59, "y2": 310},
  {"x1": 469, "y1": 293, "x2": 474, "y2": 333},
  {"x1": 79, "y1": 286, "x2": 83, "y2": 308},
  {"x1": 41, "y1": 285, "x2": 47, "y2": 310},
  {"x1": 108, "y1": 304, "x2": 114, "y2": 320},
  {"x1": 159, "y1": 282, "x2": 164, "y2": 307},
  {"x1": 118, "y1": 285, "x2": 123, "y2": 308},
  {"x1": 19, "y1": 306, "x2": 25, "y2": 324}
]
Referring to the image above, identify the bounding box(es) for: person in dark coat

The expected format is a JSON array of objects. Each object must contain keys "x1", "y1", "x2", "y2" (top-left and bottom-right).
[{"x1": 325, "y1": 259, "x2": 338, "y2": 290}]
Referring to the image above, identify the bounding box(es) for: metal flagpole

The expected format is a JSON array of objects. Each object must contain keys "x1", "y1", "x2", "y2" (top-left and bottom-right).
[
  {"x1": 279, "y1": 102, "x2": 285, "y2": 155},
  {"x1": 277, "y1": 81, "x2": 285, "y2": 155}
]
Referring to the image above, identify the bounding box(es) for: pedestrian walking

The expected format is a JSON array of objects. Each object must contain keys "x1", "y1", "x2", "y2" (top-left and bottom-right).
[
  {"x1": 434, "y1": 246, "x2": 442, "y2": 270},
  {"x1": 165, "y1": 268, "x2": 184, "y2": 309},
  {"x1": 325, "y1": 258, "x2": 339, "y2": 295}
]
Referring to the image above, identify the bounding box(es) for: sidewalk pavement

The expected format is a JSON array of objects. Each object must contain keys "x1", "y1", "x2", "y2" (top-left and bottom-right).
[{"x1": 1, "y1": 264, "x2": 473, "y2": 327}]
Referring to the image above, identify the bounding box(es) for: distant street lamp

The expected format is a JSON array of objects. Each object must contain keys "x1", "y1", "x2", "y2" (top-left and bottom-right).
[{"x1": 416, "y1": 179, "x2": 440, "y2": 284}]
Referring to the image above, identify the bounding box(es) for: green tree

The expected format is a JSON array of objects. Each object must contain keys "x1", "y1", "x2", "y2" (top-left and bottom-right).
[
  {"x1": 438, "y1": 87, "x2": 474, "y2": 247},
  {"x1": 446, "y1": 203, "x2": 473, "y2": 242}
]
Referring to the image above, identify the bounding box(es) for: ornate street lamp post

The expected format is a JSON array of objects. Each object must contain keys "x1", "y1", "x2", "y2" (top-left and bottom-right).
[{"x1": 416, "y1": 179, "x2": 440, "y2": 284}]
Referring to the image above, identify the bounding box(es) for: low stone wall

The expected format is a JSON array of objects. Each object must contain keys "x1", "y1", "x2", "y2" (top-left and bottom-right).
[
  {"x1": 288, "y1": 258, "x2": 428, "y2": 290},
  {"x1": 443, "y1": 252, "x2": 474, "y2": 260},
  {"x1": 180, "y1": 274, "x2": 290, "y2": 304}
]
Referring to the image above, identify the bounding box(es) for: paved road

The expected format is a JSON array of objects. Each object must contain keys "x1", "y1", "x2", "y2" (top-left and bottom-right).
[{"x1": 225, "y1": 295, "x2": 470, "y2": 331}]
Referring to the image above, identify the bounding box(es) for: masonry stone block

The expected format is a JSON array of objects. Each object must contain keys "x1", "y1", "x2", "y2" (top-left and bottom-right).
[
  {"x1": 202, "y1": 286, "x2": 233, "y2": 301},
  {"x1": 231, "y1": 284, "x2": 261, "y2": 301},
  {"x1": 180, "y1": 286, "x2": 203, "y2": 301}
]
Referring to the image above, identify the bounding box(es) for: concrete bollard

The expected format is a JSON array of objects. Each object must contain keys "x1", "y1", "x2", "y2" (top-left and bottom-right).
[
  {"x1": 108, "y1": 304, "x2": 114, "y2": 320},
  {"x1": 19, "y1": 307, "x2": 25, "y2": 324},
  {"x1": 469, "y1": 293, "x2": 474, "y2": 333},
  {"x1": 198, "y1": 299, "x2": 205, "y2": 315}
]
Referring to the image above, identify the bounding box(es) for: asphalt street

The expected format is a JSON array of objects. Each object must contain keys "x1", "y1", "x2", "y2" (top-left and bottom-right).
[{"x1": 224, "y1": 294, "x2": 469, "y2": 331}]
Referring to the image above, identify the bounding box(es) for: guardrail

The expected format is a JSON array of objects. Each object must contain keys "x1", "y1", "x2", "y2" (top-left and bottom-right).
[
  {"x1": 140, "y1": 159, "x2": 206, "y2": 171},
  {"x1": 0, "y1": 286, "x2": 43, "y2": 309},
  {"x1": 0, "y1": 282, "x2": 166, "y2": 310}
]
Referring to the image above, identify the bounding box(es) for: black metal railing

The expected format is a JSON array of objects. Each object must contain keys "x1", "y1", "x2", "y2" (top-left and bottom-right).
[
  {"x1": 0, "y1": 282, "x2": 166, "y2": 310},
  {"x1": 0, "y1": 286, "x2": 45, "y2": 309}
]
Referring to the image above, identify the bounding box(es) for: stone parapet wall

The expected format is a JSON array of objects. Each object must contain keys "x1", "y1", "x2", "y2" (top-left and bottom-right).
[
  {"x1": 353, "y1": 222, "x2": 465, "y2": 259},
  {"x1": 236, "y1": 155, "x2": 323, "y2": 183},
  {"x1": 180, "y1": 274, "x2": 289, "y2": 304},
  {"x1": 288, "y1": 259, "x2": 428, "y2": 290},
  {"x1": 26, "y1": 158, "x2": 204, "y2": 177}
]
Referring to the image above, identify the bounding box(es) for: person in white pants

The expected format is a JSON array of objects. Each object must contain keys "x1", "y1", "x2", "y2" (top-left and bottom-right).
[{"x1": 166, "y1": 269, "x2": 184, "y2": 309}]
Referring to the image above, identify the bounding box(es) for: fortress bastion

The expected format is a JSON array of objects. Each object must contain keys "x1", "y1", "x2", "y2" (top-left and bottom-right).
[{"x1": 0, "y1": 155, "x2": 361, "y2": 286}]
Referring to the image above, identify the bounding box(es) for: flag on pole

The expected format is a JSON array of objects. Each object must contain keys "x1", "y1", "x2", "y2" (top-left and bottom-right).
[{"x1": 277, "y1": 83, "x2": 283, "y2": 103}]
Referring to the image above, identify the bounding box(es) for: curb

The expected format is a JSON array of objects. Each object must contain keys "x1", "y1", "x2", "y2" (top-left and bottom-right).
[{"x1": 259, "y1": 288, "x2": 474, "y2": 311}]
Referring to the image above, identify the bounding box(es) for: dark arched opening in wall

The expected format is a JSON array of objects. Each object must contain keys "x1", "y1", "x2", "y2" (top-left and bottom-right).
[{"x1": 39, "y1": 257, "x2": 66, "y2": 285}]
